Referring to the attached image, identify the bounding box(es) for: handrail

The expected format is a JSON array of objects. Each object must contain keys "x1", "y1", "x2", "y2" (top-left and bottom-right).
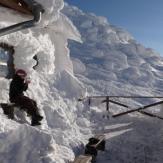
[
  {"x1": 78, "y1": 95, "x2": 163, "y2": 120},
  {"x1": 79, "y1": 95, "x2": 163, "y2": 101},
  {"x1": 0, "y1": 0, "x2": 44, "y2": 37},
  {"x1": 112, "y1": 100, "x2": 163, "y2": 117}
]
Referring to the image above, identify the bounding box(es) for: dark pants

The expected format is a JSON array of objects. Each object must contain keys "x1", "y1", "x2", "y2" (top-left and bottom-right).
[{"x1": 10, "y1": 95, "x2": 40, "y2": 117}]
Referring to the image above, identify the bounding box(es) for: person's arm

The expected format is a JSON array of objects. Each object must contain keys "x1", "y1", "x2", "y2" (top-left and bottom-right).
[
  {"x1": 23, "y1": 82, "x2": 28, "y2": 91},
  {"x1": 18, "y1": 78, "x2": 28, "y2": 92}
]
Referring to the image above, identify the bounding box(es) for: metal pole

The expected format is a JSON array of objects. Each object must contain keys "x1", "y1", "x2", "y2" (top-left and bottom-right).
[
  {"x1": 106, "y1": 96, "x2": 109, "y2": 111},
  {"x1": 0, "y1": 0, "x2": 44, "y2": 37},
  {"x1": 106, "y1": 96, "x2": 109, "y2": 118}
]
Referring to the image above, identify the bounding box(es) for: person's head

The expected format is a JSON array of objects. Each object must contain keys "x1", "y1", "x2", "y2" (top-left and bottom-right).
[{"x1": 15, "y1": 69, "x2": 27, "y2": 79}]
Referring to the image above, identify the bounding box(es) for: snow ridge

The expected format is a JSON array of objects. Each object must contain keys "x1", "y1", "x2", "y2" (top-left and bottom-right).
[{"x1": 63, "y1": 4, "x2": 163, "y2": 96}]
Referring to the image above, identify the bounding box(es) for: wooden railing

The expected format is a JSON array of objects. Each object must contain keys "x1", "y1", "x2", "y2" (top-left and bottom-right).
[{"x1": 79, "y1": 96, "x2": 163, "y2": 119}]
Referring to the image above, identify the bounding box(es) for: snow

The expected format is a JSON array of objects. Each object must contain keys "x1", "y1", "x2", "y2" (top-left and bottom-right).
[
  {"x1": 0, "y1": 1, "x2": 89, "y2": 162},
  {"x1": 63, "y1": 3, "x2": 163, "y2": 93},
  {"x1": 63, "y1": 3, "x2": 163, "y2": 163},
  {"x1": 0, "y1": 0, "x2": 163, "y2": 163}
]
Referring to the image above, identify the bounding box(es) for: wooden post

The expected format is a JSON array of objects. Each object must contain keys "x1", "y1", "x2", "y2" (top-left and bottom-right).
[
  {"x1": 88, "y1": 98, "x2": 91, "y2": 106},
  {"x1": 106, "y1": 96, "x2": 109, "y2": 118},
  {"x1": 106, "y1": 96, "x2": 109, "y2": 112}
]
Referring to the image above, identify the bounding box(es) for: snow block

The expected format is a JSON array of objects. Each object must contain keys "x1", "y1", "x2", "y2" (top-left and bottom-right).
[{"x1": 0, "y1": 125, "x2": 55, "y2": 163}]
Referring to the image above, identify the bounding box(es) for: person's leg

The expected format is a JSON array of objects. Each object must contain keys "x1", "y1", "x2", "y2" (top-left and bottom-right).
[{"x1": 13, "y1": 96, "x2": 43, "y2": 125}]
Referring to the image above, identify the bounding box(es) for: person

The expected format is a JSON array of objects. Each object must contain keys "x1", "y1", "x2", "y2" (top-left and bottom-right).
[{"x1": 9, "y1": 69, "x2": 43, "y2": 126}]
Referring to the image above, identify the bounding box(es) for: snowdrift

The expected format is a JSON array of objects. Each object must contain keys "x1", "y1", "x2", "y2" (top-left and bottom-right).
[{"x1": 63, "y1": 3, "x2": 163, "y2": 96}]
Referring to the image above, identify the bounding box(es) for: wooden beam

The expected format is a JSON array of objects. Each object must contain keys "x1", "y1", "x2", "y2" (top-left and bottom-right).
[
  {"x1": 112, "y1": 100, "x2": 163, "y2": 118},
  {"x1": 138, "y1": 110, "x2": 163, "y2": 120}
]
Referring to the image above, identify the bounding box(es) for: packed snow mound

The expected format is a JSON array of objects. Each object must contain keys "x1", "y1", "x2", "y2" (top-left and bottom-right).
[
  {"x1": 0, "y1": 125, "x2": 55, "y2": 163},
  {"x1": 0, "y1": 1, "x2": 89, "y2": 163},
  {"x1": 63, "y1": 4, "x2": 163, "y2": 95}
]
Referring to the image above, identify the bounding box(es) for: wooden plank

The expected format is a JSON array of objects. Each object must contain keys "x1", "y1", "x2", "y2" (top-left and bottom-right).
[
  {"x1": 93, "y1": 135, "x2": 105, "y2": 149},
  {"x1": 85, "y1": 134, "x2": 105, "y2": 157},
  {"x1": 1, "y1": 103, "x2": 17, "y2": 107},
  {"x1": 72, "y1": 155, "x2": 92, "y2": 163},
  {"x1": 109, "y1": 100, "x2": 129, "y2": 108},
  {"x1": 78, "y1": 96, "x2": 163, "y2": 101},
  {"x1": 112, "y1": 100, "x2": 163, "y2": 118},
  {"x1": 138, "y1": 110, "x2": 163, "y2": 120}
]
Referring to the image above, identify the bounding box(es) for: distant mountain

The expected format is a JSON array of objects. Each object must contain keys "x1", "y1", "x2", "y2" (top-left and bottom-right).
[{"x1": 63, "y1": 4, "x2": 163, "y2": 96}]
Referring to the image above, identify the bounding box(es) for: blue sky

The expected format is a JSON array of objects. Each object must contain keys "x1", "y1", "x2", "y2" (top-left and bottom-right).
[{"x1": 65, "y1": 0, "x2": 163, "y2": 56}]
